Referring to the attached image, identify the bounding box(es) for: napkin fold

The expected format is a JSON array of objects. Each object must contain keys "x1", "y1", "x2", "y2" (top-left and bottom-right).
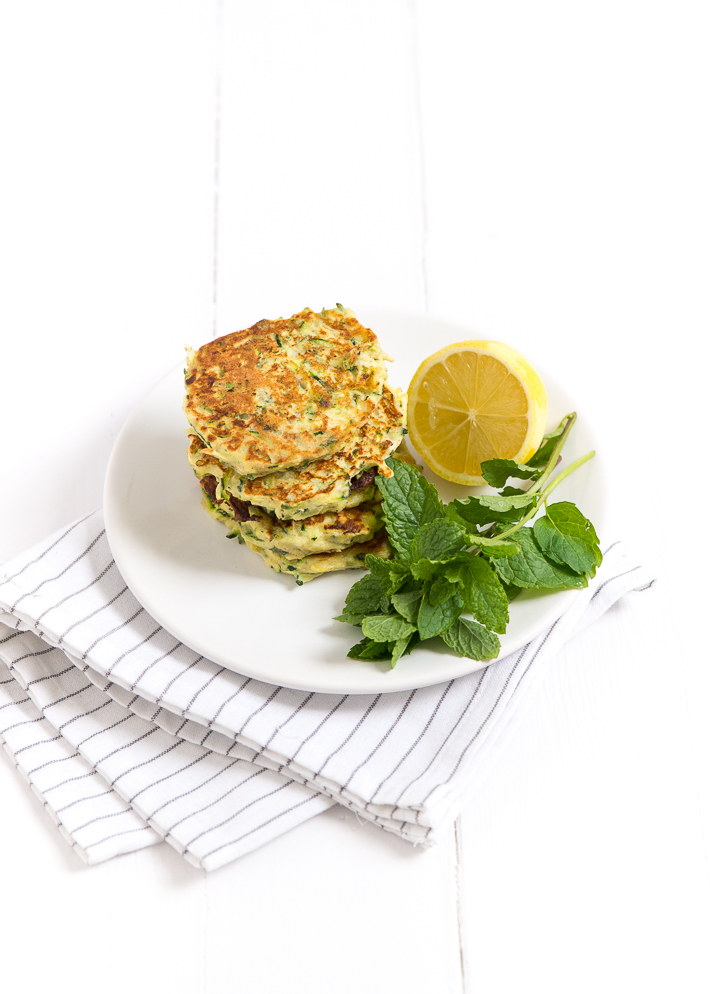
[{"x1": 0, "y1": 512, "x2": 654, "y2": 870}]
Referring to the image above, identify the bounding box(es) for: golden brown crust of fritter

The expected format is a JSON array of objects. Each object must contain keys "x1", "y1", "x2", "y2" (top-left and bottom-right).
[
  {"x1": 203, "y1": 386, "x2": 405, "y2": 519},
  {"x1": 199, "y1": 486, "x2": 382, "y2": 555},
  {"x1": 184, "y1": 306, "x2": 389, "y2": 476},
  {"x1": 239, "y1": 503, "x2": 384, "y2": 559},
  {"x1": 187, "y1": 387, "x2": 405, "y2": 519}
]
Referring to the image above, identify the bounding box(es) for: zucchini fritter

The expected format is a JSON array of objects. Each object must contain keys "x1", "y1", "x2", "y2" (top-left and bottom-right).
[
  {"x1": 184, "y1": 305, "x2": 390, "y2": 477},
  {"x1": 188, "y1": 386, "x2": 406, "y2": 520},
  {"x1": 185, "y1": 306, "x2": 413, "y2": 583}
]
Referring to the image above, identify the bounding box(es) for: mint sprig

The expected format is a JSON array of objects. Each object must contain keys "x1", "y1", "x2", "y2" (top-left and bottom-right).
[{"x1": 335, "y1": 413, "x2": 600, "y2": 668}]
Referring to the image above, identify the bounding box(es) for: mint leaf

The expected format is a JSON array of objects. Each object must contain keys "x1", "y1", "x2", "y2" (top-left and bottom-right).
[
  {"x1": 466, "y1": 534, "x2": 521, "y2": 557},
  {"x1": 347, "y1": 631, "x2": 420, "y2": 665},
  {"x1": 492, "y1": 527, "x2": 588, "y2": 589},
  {"x1": 376, "y1": 458, "x2": 444, "y2": 559},
  {"x1": 347, "y1": 637, "x2": 392, "y2": 660},
  {"x1": 339, "y1": 573, "x2": 389, "y2": 624},
  {"x1": 500, "y1": 579, "x2": 522, "y2": 602},
  {"x1": 410, "y1": 519, "x2": 466, "y2": 564},
  {"x1": 527, "y1": 422, "x2": 567, "y2": 467},
  {"x1": 364, "y1": 555, "x2": 398, "y2": 578},
  {"x1": 480, "y1": 459, "x2": 540, "y2": 488},
  {"x1": 441, "y1": 618, "x2": 501, "y2": 661},
  {"x1": 390, "y1": 633, "x2": 416, "y2": 668},
  {"x1": 364, "y1": 554, "x2": 411, "y2": 595},
  {"x1": 334, "y1": 610, "x2": 367, "y2": 626},
  {"x1": 446, "y1": 557, "x2": 509, "y2": 634},
  {"x1": 391, "y1": 630, "x2": 420, "y2": 661},
  {"x1": 532, "y1": 502, "x2": 602, "y2": 576},
  {"x1": 477, "y1": 494, "x2": 537, "y2": 513},
  {"x1": 362, "y1": 614, "x2": 417, "y2": 643},
  {"x1": 410, "y1": 558, "x2": 447, "y2": 580},
  {"x1": 391, "y1": 589, "x2": 423, "y2": 623},
  {"x1": 451, "y1": 492, "x2": 536, "y2": 527},
  {"x1": 411, "y1": 546, "x2": 508, "y2": 579},
  {"x1": 417, "y1": 586, "x2": 464, "y2": 639},
  {"x1": 428, "y1": 572, "x2": 456, "y2": 605},
  {"x1": 443, "y1": 503, "x2": 476, "y2": 531}
]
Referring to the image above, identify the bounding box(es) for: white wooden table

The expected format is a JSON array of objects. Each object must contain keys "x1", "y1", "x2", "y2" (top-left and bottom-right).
[{"x1": 1, "y1": 3, "x2": 708, "y2": 991}]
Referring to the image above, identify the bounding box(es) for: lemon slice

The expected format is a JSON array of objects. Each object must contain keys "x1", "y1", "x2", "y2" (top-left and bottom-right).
[{"x1": 407, "y1": 340, "x2": 547, "y2": 486}]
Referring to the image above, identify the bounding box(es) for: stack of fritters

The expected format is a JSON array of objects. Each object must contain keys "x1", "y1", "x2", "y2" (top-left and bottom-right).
[{"x1": 184, "y1": 305, "x2": 411, "y2": 583}]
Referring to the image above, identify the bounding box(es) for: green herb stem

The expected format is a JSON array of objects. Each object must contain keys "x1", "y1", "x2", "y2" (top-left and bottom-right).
[
  {"x1": 538, "y1": 449, "x2": 595, "y2": 502},
  {"x1": 496, "y1": 449, "x2": 596, "y2": 539},
  {"x1": 526, "y1": 413, "x2": 577, "y2": 497}
]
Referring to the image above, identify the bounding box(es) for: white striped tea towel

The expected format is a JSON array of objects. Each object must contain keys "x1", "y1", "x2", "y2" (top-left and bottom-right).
[{"x1": 0, "y1": 511, "x2": 655, "y2": 870}]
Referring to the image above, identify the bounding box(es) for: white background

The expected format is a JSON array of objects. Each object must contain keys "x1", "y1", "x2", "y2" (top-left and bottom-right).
[{"x1": 1, "y1": 2, "x2": 708, "y2": 991}]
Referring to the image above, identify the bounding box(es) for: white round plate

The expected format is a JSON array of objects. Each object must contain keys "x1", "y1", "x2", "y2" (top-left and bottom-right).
[{"x1": 104, "y1": 307, "x2": 606, "y2": 694}]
